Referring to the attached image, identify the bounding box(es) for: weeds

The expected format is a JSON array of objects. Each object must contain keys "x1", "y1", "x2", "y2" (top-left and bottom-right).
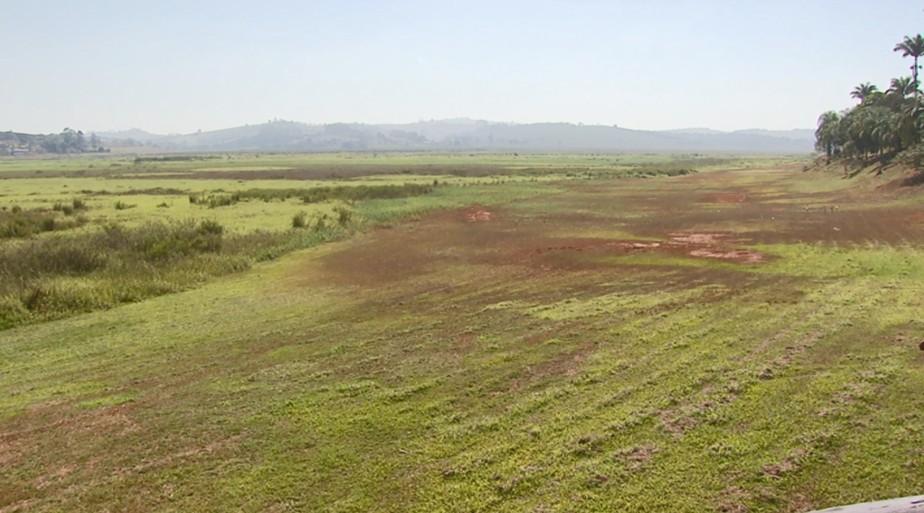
[
  {"x1": 0, "y1": 206, "x2": 88, "y2": 239},
  {"x1": 188, "y1": 193, "x2": 242, "y2": 208},
  {"x1": 0, "y1": 217, "x2": 349, "y2": 329},
  {"x1": 52, "y1": 198, "x2": 89, "y2": 216}
]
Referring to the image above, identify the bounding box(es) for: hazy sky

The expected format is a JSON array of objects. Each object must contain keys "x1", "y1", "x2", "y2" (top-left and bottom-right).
[{"x1": 2, "y1": 0, "x2": 922, "y2": 134}]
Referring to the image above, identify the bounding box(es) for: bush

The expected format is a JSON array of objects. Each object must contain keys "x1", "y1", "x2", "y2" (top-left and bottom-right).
[
  {"x1": 114, "y1": 201, "x2": 135, "y2": 210},
  {"x1": 292, "y1": 212, "x2": 308, "y2": 229}
]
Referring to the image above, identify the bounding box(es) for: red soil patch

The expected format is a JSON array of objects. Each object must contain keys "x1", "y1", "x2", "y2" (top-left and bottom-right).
[
  {"x1": 670, "y1": 232, "x2": 724, "y2": 245},
  {"x1": 464, "y1": 208, "x2": 493, "y2": 222},
  {"x1": 669, "y1": 232, "x2": 765, "y2": 263},
  {"x1": 906, "y1": 212, "x2": 924, "y2": 224}
]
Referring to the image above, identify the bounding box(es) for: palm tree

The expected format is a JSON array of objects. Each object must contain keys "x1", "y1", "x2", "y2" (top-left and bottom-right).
[
  {"x1": 815, "y1": 111, "x2": 842, "y2": 162},
  {"x1": 894, "y1": 35, "x2": 924, "y2": 96},
  {"x1": 850, "y1": 82, "x2": 879, "y2": 103},
  {"x1": 889, "y1": 76, "x2": 916, "y2": 98}
]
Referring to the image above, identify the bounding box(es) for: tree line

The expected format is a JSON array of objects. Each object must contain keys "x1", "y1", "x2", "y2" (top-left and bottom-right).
[
  {"x1": 815, "y1": 34, "x2": 924, "y2": 168},
  {"x1": 1, "y1": 128, "x2": 107, "y2": 155},
  {"x1": 37, "y1": 128, "x2": 106, "y2": 154}
]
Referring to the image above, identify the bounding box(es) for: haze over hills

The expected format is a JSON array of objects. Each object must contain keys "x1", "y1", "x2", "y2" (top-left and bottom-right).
[{"x1": 97, "y1": 119, "x2": 815, "y2": 154}]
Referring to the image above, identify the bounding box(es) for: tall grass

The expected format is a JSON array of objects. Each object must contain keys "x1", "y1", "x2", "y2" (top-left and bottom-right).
[
  {"x1": 0, "y1": 206, "x2": 88, "y2": 239},
  {"x1": 0, "y1": 218, "x2": 348, "y2": 330},
  {"x1": 52, "y1": 198, "x2": 89, "y2": 216}
]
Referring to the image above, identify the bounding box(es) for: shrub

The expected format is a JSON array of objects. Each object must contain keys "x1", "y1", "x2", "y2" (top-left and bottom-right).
[
  {"x1": 114, "y1": 201, "x2": 135, "y2": 210},
  {"x1": 292, "y1": 212, "x2": 308, "y2": 229}
]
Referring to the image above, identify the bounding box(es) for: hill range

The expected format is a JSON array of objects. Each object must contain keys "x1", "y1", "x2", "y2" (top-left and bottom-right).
[{"x1": 95, "y1": 119, "x2": 814, "y2": 153}]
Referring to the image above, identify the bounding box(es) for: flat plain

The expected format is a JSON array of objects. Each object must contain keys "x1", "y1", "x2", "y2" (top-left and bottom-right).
[{"x1": 1, "y1": 153, "x2": 922, "y2": 512}]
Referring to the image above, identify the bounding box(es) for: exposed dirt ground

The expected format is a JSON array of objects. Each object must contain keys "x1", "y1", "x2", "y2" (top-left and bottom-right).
[{"x1": 313, "y1": 166, "x2": 924, "y2": 288}]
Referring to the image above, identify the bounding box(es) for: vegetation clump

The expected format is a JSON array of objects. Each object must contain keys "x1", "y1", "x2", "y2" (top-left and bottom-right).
[
  {"x1": 0, "y1": 206, "x2": 87, "y2": 239},
  {"x1": 188, "y1": 193, "x2": 242, "y2": 208},
  {"x1": 0, "y1": 215, "x2": 354, "y2": 329},
  {"x1": 52, "y1": 198, "x2": 89, "y2": 216}
]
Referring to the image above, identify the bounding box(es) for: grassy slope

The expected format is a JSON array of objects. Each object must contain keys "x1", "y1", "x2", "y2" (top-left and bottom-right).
[{"x1": 2, "y1": 161, "x2": 924, "y2": 512}]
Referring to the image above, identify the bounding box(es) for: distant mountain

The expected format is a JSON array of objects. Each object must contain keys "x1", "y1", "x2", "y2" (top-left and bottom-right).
[
  {"x1": 732, "y1": 128, "x2": 815, "y2": 141},
  {"x1": 96, "y1": 128, "x2": 165, "y2": 142},
  {"x1": 663, "y1": 128, "x2": 726, "y2": 135},
  {"x1": 94, "y1": 119, "x2": 815, "y2": 154}
]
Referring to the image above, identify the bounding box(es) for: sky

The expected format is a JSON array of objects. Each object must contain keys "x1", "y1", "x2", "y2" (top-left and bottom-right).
[{"x1": 2, "y1": 0, "x2": 923, "y2": 134}]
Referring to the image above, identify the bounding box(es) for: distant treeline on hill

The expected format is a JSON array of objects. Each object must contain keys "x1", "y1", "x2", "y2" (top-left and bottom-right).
[
  {"x1": 815, "y1": 34, "x2": 924, "y2": 171},
  {"x1": 0, "y1": 128, "x2": 108, "y2": 156},
  {"x1": 96, "y1": 120, "x2": 815, "y2": 154}
]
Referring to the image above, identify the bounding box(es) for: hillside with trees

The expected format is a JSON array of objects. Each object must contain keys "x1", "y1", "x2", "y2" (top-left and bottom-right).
[{"x1": 815, "y1": 34, "x2": 924, "y2": 173}]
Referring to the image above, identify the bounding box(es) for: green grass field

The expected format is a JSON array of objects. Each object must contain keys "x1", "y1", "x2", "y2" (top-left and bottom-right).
[{"x1": 1, "y1": 153, "x2": 922, "y2": 512}]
